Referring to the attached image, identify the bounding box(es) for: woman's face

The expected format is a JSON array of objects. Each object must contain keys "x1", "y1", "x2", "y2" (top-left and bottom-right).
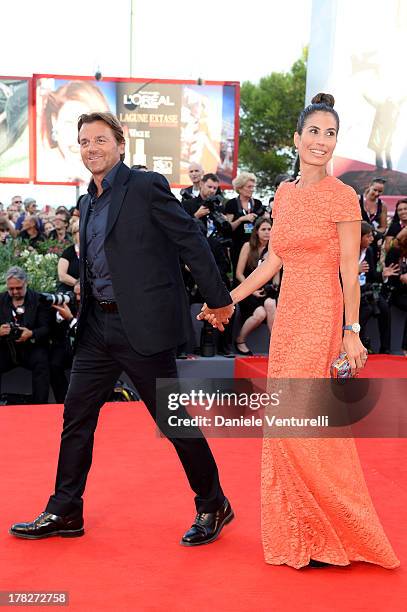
[
  {"x1": 239, "y1": 179, "x2": 256, "y2": 199},
  {"x1": 257, "y1": 222, "x2": 272, "y2": 243},
  {"x1": 294, "y1": 111, "x2": 337, "y2": 167},
  {"x1": 54, "y1": 214, "x2": 68, "y2": 230},
  {"x1": 0, "y1": 227, "x2": 9, "y2": 241},
  {"x1": 44, "y1": 222, "x2": 54, "y2": 235},
  {"x1": 397, "y1": 202, "x2": 407, "y2": 223},
  {"x1": 53, "y1": 100, "x2": 91, "y2": 161}
]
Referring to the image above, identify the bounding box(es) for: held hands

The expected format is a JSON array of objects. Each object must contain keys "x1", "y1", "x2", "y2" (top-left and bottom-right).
[
  {"x1": 197, "y1": 303, "x2": 235, "y2": 332},
  {"x1": 341, "y1": 333, "x2": 368, "y2": 377}
]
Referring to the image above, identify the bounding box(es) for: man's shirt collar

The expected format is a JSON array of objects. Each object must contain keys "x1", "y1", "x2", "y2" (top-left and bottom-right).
[{"x1": 88, "y1": 161, "x2": 122, "y2": 198}]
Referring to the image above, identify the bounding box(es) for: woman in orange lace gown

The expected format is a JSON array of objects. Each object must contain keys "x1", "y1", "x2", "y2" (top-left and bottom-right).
[{"x1": 222, "y1": 93, "x2": 399, "y2": 569}]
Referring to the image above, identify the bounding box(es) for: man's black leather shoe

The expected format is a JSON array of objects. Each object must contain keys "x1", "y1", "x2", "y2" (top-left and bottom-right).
[
  {"x1": 180, "y1": 498, "x2": 234, "y2": 546},
  {"x1": 9, "y1": 512, "x2": 84, "y2": 539}
]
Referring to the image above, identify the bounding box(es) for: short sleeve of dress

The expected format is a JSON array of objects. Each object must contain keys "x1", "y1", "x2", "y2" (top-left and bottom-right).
[{"x1": 330, "y1": 184, "x2": 362, "y2": 222}]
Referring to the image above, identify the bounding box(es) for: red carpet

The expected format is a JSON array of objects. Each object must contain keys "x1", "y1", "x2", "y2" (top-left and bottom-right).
[{"x1": 0, "y1": 401, "x2": 406, "y2": 611}]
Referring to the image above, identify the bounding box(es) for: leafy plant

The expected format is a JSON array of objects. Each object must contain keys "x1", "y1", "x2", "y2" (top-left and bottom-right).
[
  {"x1": 0, "y1": 239, "x2": 60, "y2": 292},
  {"x1": 239, "y1": 49, "x2": 307, "y2": 193}
]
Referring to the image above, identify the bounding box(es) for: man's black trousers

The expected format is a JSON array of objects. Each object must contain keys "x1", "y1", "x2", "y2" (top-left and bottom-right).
[{"x1": 46, "y1": 301, "x2": 225, "y2": 516}]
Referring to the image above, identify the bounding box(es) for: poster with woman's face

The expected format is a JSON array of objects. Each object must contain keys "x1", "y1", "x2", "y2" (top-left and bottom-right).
[
  {"x1": 0, "y1": 78, "x2": 30, "y2": 180},
  {"x1": 35, "y1": 78, "x2": 116, "y2": 184}
]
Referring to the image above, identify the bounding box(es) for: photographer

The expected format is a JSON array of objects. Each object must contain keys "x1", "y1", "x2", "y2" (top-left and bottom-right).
[
  {"x1": 0, "y1": 266, "x2": 51, "y2": 403},
  {"x1": 224, "y1": 172, "x2": 265, "y2": 279},
  {"x1": 182, "y1": 173, "x2": 234, "y2": 356},
  {"x1": 47, "y1": 283, "x2": 80, "y2": 403},
  {"x1": 359, "y1": 222, "x2": 398, "y2": 353}
]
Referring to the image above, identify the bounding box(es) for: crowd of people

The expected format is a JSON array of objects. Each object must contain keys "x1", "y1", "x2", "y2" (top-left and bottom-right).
[{"x1": 0, "y1": 168, "x2": 406, "y2": 403}]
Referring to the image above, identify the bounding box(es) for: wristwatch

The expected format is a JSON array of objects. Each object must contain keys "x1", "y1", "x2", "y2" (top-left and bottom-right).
[{"x1": 343, "y1": 323, "x2": 361, "y2": 334}]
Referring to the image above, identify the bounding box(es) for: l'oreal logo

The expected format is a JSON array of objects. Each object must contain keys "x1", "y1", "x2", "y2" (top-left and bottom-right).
[{"x1": 123, "y1": 91, "x2": 175, "y2": 110}]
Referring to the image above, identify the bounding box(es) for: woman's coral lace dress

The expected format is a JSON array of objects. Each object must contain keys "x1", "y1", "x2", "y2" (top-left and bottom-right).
[{"x1": 261, "y1": 176, "x2": 399, "y2": 569}]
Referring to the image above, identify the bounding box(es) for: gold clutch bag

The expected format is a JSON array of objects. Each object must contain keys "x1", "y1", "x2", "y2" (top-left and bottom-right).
[{"x1": 330, "y1": 352, "x2": 353, "y2": 379}]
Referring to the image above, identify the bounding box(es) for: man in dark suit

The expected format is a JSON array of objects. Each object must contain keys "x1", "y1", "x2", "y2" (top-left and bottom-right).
[
  {"x1": 10, "y1": 112, "x2": 234, "y2": 545},
  {"x1": 0, "y1": 266, "x2": 50, "y2": 404}
]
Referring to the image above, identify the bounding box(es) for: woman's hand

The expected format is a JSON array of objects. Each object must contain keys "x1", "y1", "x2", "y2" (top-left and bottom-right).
[{"x1": 341, "y1": 333, "x2": 368, "y2": 376}]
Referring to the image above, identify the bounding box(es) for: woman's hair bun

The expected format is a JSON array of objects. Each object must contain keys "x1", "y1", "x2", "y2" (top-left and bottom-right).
[{"x1": 311, "y1": 92, "x2": 335, "y2": 107}]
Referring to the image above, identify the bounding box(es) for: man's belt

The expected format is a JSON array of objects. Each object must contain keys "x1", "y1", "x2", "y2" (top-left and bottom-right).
[{"x1": 95, "y1": 300, "x2": 119, "y2": 313}]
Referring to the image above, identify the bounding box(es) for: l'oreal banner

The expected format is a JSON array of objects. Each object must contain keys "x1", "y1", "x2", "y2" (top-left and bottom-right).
[{"x1": 34, "y1": 75, "x2": 239, "y2": 187}]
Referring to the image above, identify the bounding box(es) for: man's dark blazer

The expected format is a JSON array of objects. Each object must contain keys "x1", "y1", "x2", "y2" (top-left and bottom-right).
[
  {"x1": 0, "y1": 288, "x2": 51, "y2": 346},
  {"x1": 78, "y1": 163, "x2": 231, "y2": 355}
]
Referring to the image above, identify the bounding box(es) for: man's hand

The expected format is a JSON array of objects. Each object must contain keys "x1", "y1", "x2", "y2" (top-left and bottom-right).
[
  {"x1": 359, "y1": 261, "x2": 369, "y2": 274},
  {"x1": 194, "y1": 206, "x2": 210, "y2": 219},
  {"x1": 15, "y1": 327, "x2": 33, "y2": 343},
  {"x1": 400, "y1": 273, "x2": 407, "y2": 285},
  {"x1": 197, "y1": 303, "x2": 235, "y2": 332},
  {"x1": 0, "y1": 323, "x2": 11, "y2": 337},
  {"x1": 53, "y1": 303, "x2": 73, "y2": 321}
]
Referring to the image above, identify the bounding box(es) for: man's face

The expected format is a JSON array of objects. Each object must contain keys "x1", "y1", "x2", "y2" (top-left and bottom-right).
[
  {"x1": 188, "y1": 164, "x2": 203, "y2": 185},
  {"x1": 361, "y1": 232, "x2": 374, "y2": 249},
  {"x1": 7, "y1": 278, "x2": 27, "y2": 300},
  {"x1": 79, "y1": 121, "x2": 125, "y2": 178},
  {"x1": 11, "y1": 196, "x2": 22, "y2": 210},
  {"x1": 200, "y1": 179, "x2": 219, "y2": 200},
  {"x1": 366, "y1": 182, "x2": 384, "y2": 201}
]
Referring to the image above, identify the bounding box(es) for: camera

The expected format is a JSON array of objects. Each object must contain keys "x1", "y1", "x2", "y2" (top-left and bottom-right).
[
  {"x1": 205, "y1": 195, "x2": 232, "y2": 238},
  {"x1": 39, "y1": 291, "x2": 75, "y2": 307},
  {"x1": 8, "y1": 321, "x2": 22, "y2": 340}
]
